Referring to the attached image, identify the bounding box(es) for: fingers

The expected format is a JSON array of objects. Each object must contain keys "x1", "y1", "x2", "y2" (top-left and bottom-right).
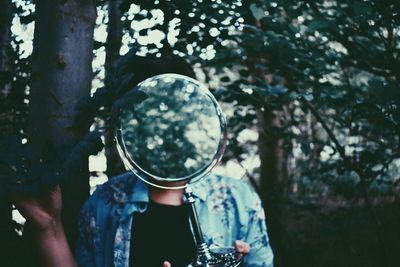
[
  {"x1": 234, "y1": 240, "x2": 250, "y2": 255},
  {"x1": 49, "y1": 184, "x2": 61, "y2": 195},
  {"x1": 11, "y1": 194, "x2": 40, "y2": 217},
  {"x1": 10, "y1": 186, "x2": 62, "y2": 230},
  {"x1": 163, "y1": 261, "x2": 171, "y2": 267},
  {"x1": 47, "y1": 184, "x2": 62, "y2": 209}
]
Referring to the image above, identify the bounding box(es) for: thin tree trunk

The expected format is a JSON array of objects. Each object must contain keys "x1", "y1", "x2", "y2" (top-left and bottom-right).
[
  {"x1": 0, "y1": 1, "x2": 20, "y2": 266},
  {"x1": 28, "y1": 0, "x2": 96, "y2": 253},
  {"x1": 105, "y1": 0, "x2": 122, "y2": 85},
  {"x1": 0, "y1": 0, "x2": 13, "y2": 96},
  {"x1": 308, "y1": 112, "x2": 321, "y2": 169},
  {"x1": 257, "y1": 107, "x2": 287, "y2": 267},
  {"x1": 104, "y1": 0, "x2": 124, "y2": 177},
  {"x1": 258, "y1": 108, "x2": 286, "y2": 200}
]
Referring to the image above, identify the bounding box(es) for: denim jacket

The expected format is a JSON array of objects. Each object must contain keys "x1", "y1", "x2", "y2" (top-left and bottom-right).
[{"x1": 75, "y1": 172, "x2": 274, "y2": 267}]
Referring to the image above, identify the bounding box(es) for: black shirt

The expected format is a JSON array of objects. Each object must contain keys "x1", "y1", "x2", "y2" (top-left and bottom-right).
[{"x1": 130, "y1": 200, "x2": 196, "y2": 267}]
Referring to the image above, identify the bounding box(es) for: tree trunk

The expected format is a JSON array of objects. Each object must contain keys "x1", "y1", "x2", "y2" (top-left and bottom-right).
[
  {"x1": 258, "y1": 108, "x2": 287, "y2": 200},
  {"x1": 105, "y1": 0, "x2": 122, "y2": 85},
  {"x1": 0, "y1": 1, "x2": 20, "y2": 266},
  {"x1": 104, "y1": 0, "x2": 124, "y2": 177},
  {"x1": 0, "y1": 0, "x2": 13, "y2": 97},
  {"x1": 28, "y1": 0, "x2": 96, "y2": 253},
  {"x1": 257, "y1": 107, "x2": 287, "y2": 267}
]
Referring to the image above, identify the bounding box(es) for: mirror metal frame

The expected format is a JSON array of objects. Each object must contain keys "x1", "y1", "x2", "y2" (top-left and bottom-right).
[{"x1": 114, "y1": 73, "x2": 227, "y2": 189}]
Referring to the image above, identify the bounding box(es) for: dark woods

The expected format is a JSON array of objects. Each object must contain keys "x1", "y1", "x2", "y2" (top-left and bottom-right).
[{"x1": 1, "y1": 0, "x2": 400, "y2": 266}]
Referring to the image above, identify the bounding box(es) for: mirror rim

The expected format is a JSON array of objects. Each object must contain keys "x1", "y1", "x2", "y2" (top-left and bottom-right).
[{"x1": 114, "y1": 73, "x2": 227, "y2": 189}]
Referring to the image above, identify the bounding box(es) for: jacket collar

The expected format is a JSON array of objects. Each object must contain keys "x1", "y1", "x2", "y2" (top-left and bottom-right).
[
  {"x1": 129, "y1": 173, "x2": 208, "y2": 202},
  {"x1": 118, "y1": 173, "x2": 208, "y2": 221}
]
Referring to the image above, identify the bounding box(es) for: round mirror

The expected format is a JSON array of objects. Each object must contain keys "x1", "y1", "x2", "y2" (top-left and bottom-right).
[{"x1": 113, "y1": 73, "x2": 227, "y2": 189}]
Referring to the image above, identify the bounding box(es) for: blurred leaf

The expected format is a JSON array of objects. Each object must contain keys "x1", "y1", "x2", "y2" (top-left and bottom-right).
[
  {"x1": 353, "y1": 1, "x2": 372, "y2": 17},
  {"x1": 250, "y1": 4, "x2": 267, "y2": 21},
  {"x1": 306, "y1": 18, "x2": 334, "y2": 31},
  {"x1": 269, "y1": 86, "x2": 288, "y2": 95}
]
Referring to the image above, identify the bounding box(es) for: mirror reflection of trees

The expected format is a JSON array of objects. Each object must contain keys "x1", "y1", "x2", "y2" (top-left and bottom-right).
[{"x1": 118, "y1": 74, "x2": 222, "y2": 179}]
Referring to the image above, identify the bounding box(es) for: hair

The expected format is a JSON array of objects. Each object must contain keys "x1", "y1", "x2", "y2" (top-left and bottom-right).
[{"x1": 123, "y1": 55, "x2": 196, "y2": 87}]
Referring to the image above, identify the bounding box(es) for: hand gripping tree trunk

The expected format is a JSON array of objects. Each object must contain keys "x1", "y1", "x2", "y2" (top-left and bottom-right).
[{"x1": 28, "y1": 0, "x2": 96, "y2": 256}]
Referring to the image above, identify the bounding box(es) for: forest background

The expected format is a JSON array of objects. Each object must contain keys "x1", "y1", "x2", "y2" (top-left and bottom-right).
[{"x1": 0, "y1": 0, "x2": 399, "y2": 266}]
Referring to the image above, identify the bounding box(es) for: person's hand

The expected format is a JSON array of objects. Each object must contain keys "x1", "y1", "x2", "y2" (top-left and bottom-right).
[
  {"x1": 161, "y1": 240, "x2": 250, "y2": 267},
  {"x1": 12, "y1": 185, "x2": 62, "y2": 233},
  {"x1": 234, "y1": 240, "x2": 251, "y2": 255},
  {"x1": 12, "y1": 185, "x2": 78, "y2": 267}
]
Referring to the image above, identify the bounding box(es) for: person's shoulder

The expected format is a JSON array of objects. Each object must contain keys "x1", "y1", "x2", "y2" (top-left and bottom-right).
[
  {"x1": 203, "y1": 173, "x2": 253, "y2": 192},
  {"x1": 96, "y1": 172, "x2": 137, "y2": 192},
  {"x1": 208, "y1": 174, "x2": 266, "y2": 219},
  {"x1": 82, "y1": 172, "x2": 139, "y2": 209},
  {"x1": 202, "y1": 173, "x2": 260, "y2": 203}
]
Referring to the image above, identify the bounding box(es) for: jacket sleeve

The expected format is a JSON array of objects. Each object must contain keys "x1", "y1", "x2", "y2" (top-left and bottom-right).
[
  {"x1": 75, "y1": 197, "x2": 98, "y2": 267},
  {"x1": 243, "y1": 186, "x2": 274, "y2": 267}
]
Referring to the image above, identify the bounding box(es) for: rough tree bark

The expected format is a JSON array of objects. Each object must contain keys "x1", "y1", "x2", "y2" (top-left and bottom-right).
[{"x1": 28, "y1": 0, "x2": 96, "y2": 253}]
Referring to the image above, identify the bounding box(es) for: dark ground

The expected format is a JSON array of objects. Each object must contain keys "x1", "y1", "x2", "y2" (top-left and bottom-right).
[{"x1": 270, "y1": 200, "x2": 400, "y2": 267}]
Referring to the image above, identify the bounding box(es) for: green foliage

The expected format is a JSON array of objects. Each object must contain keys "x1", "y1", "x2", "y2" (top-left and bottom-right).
[
  {"x1": 1, "y1": 0, "x2": 399, "y2": 265},
  {"x1": 3, "y1": 0, "x2": 398, "y2": 202},
  {"x1": 108, "y1": 0, "x2": 400, "y2": 201}
]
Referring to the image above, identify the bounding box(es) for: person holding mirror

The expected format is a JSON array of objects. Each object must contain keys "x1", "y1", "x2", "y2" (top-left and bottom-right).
[
  {"x1": 14, "y1": 172, "x2": 272, "y2": 267},
  {"x1": 13, "y1": 58, "x2": 274, "y2": 267}
]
